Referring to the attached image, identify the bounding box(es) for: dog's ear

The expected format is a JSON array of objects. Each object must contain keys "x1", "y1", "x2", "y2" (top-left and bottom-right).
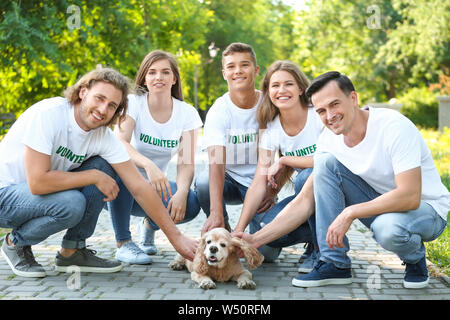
[
  {"x1": 192, "y1": 236, "x2": 209, "y2": 274},
  {"x1": 231, "y1": 236, "x2": 264, "y2": 269}
]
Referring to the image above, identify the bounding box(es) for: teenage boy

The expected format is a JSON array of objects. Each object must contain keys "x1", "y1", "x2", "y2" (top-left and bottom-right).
[
  {"x1": 195, "y1": 43, "x2": 277, "y2": 256},
  {"x1": 0, "y1": 67, "x2": 197, "y2": 278}
]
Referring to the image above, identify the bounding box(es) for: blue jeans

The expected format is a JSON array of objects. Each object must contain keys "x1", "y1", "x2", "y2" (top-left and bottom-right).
[
  {"x1": 313, "y1": 152, "x2": 448, "y2": 269},
  {"x1": 254, "y1": 168, "x2": 314, "y2": 249},
  {"x1": 107, "y1": 177, "x2": 200, "y2": 242},
  {"x1": 0, "y1": 156, "x2": 116, "y2": 249},
  {"x1": 195, "y1": 167, "x2": 315, "y2": 261},
  {"x1": 195, "y1": 169, "x2": 248, "y2": 223}
]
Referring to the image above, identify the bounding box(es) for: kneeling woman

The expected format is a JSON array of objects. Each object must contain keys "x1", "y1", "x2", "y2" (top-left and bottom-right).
[
  {"x1": 234, "y1": 60, "x2": 323, "y2": 268},
  {"x1": 108, "y1": 50, "x2": 202, "y2": 264}
]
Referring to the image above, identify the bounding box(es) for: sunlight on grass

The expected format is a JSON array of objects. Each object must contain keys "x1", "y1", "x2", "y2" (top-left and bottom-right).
[{"x1": 421, "y1": 127, "x2": 450, "y2": 276}]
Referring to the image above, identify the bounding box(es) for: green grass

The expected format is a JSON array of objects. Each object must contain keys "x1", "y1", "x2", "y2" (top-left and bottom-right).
[
  {"x1": 421, "y1": 128, "x2": 450, "y2": 276},
  {"x1": 426, "y1": 223, "x2": 449, "y2": 276}
]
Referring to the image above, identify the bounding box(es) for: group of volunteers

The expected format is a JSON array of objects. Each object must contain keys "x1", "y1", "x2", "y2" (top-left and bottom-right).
[{"x1": 0, "y1": 42, "x2": 448, "y2": 290}]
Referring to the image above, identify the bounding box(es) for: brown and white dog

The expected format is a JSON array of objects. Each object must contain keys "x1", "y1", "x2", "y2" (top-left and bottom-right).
[{"x1": 169, "y1": 228, "x2": 264, "y2": 289}]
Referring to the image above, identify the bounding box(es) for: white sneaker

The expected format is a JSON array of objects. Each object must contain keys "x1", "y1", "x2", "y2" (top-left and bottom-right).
[{"x1": 115, "y1": 241, "x2": 153, "y2": 265}]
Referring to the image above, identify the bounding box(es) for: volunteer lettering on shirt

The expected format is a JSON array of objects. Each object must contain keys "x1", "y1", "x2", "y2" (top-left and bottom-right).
[{"x1": 126, "y1": 93, "x2": 202, "y2": 175}]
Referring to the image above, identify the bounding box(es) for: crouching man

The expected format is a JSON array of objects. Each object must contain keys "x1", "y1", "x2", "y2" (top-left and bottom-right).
[{"x1": 0, "y1": 66, "x2": 197, "y2": 277}]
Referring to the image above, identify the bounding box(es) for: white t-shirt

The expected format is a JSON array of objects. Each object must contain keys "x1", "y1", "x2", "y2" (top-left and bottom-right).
[
  {"x1": 316, "y1": 106, "x2": 450, "y2": 221},
  {"x1": 259, "y1": 107, "x2": 323, "y2": 172},
  {"x1": 127, "y1": 94, "x2": 203, "y2": 175},
  {"x1": 0, "y1": 97, "x2": 130, "y2": 189},
  {"x1": 202, "y1": 91, "x2": 262, "y2": 188}
]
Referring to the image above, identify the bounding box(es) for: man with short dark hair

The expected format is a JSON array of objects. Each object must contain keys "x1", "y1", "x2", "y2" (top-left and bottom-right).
[
  {"x1": 292, "y1": 71, "x2": 449, "y2": 288},
  {"x1": 0, "y1": 67, "x2": 197, "y2": 278}
]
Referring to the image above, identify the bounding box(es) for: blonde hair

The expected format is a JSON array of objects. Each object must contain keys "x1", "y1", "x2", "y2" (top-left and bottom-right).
[
  {"x1": 64, "y1": 66, "x2": 130, "y2": 127},
  {"x1": 258, "y1": 60, "x2": 310, "y2": 190},
  {"x1": 134, "y1": 50, "x2": 183, "y2": 101}
]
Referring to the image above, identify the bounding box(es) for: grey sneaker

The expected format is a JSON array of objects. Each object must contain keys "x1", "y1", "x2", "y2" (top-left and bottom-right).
[
  {"x1": 55, "y1": 247, "x2": 122, "y2": 273},
  {"x1": 1, "y1": 234, "x2": 46, "y2": 278}
]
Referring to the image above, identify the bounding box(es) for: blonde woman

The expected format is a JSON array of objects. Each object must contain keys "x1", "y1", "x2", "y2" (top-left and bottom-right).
[
  {"x1": 234, "y1": 61, "x2": 323, "y2": 267},
  {"x1": 107, "y1": 51, "x2": 202, "y2": 264}
]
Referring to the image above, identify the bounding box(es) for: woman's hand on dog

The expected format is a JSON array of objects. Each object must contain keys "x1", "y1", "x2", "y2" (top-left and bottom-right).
[{"x1": 231, "y1": 231, "x2": 258, "y2": 258}]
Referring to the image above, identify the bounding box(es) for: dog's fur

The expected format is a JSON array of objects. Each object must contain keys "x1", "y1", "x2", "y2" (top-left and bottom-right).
[{"x1": 169, "y1": 228, "x2": 264, "y2": 289}]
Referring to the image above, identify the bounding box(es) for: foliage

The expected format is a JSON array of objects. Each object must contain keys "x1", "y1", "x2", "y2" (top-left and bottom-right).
[
  {"x1": 290, "y1": 0, "x2": 449, "y2": 104},
  {"x1": 1, "y1": 0, "x2": 448, "y2": 115},
  {"x1": 421, "y1": 127, "x2": 450, "y2": 276},
  {"x1": 398, "y1": 87, "x2": 439, "y2": 128}
]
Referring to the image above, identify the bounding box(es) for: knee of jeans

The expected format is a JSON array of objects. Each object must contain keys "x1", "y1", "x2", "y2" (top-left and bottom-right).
[
  {"x1": 294, "y1": 168, "x2": 313, "y2": 193},
  {"x1": 313, "y1": 153, "x2": 339, "y2": 181},
  {"x1": 86, "y1": 156, "x2": 117, "y2": 179},
  {"x1": 55, "y1": 191, "x2": 86, "y2": 226},
  {"x1": 258, "y1": 245, "x2": 281, "y2": 262},
  {"x1": 194, "y1": 172, "x2": 210, "y2": 203},
  {"x1": 372, "y1": 219, "x2": 409, "y2": 252}
]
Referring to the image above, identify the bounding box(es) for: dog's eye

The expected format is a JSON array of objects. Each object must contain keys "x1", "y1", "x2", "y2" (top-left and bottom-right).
[
  {"x1": 206, "y1": 240, "x2": 211, "y2": 244},
  {"x1": 220, "y1": 243, "x2": 226, "y2": 248}
]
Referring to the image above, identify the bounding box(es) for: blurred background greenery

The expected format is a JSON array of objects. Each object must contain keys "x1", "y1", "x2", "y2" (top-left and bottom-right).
[
  {"x1": 0, "y1": 0, "x2": 449, "y2": 274},
  {"x1": 1, "y1": 0, "x2": 449, "y2": 123}
]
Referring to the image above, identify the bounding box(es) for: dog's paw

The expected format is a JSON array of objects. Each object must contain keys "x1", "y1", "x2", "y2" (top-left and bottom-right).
[
  {"x1": 168, "y1": 260, "x2": 185, "y2": 271},
  {"x1": 199, "y1": 279, "x2": 216, "y2": 290},
  {"x1": 237, "y1": 279, "x2": 256, "y2": 290}
]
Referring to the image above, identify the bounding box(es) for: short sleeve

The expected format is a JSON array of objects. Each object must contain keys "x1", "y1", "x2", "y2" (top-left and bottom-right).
[
  {"x1": 97, "y1": 129, "x2": 131, "y2": 164},
  {"x1": 126, "y1": 94, "x2": 140, "y2": 122},
  {"x1": 202, "y1": 102, "x2": 229, "y2": 149},
  {"x1": 182, "y1": 102, "x2": 203, "y2": 132},
  {"x1": 387, "y1": 119, "x2": 422, "y2": 175},
  {"x1": 22, "y1": 109, "x2": 55, "y2": 155},
  {"x1": 259, "y1": 127, "x2": 277, "y2": 152}
]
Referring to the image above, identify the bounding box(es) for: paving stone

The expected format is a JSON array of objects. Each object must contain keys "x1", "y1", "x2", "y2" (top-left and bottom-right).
[{"x1": 0, "y1": 150, "x2": 448, "y2": 301}]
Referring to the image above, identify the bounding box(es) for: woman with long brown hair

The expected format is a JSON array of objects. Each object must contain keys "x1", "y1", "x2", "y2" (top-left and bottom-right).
[
  {"x1": 107, "y1": 50, "x2": 202, "y2": 264},
  {"x1": 234, "y1": 60, "x2": 322, "y2": 267}
]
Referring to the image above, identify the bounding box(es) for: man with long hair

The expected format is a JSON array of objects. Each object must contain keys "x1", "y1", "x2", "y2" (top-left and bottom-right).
[{"x1": 0, "y1": 66, "x2": 197, "y2": 278}]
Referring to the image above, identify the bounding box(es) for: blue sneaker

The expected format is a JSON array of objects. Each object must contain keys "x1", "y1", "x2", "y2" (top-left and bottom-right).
[
  {"x1": 298, "y1": 242, "x2": 314, "y2": 263},
  {"x1": 292, "y1": 260, "x2": 352, "y2": 287},
  {"x1": 298, "y1": 249, "x2": 319, "y2": 273},
  {"x1": 115, "y1": 241, "x2": 153, "y2": 265},
  {"x1": 138, "y1": 217, "x2": 158, "y2": 255},
  {"x1": 403, "y1": 256, "x2": 429, "y2": 289}
]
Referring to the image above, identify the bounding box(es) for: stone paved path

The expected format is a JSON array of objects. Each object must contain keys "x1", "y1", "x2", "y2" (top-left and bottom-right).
[{"x1": 0, "y1": 147, "x2": 449, "y2": 300}]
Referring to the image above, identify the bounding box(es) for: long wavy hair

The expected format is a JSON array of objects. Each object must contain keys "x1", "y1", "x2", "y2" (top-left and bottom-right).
[
  {"x1": 134, "y1": 50, "x2": 183, "y2": 101},
  {"x1": 258, "y1": 60, "x2": 310, "y2": 190}
]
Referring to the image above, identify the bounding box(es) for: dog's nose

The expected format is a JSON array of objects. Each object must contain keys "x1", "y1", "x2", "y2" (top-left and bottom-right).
[{"x1": 209, "y1": 245, "x2": 218, "y2": 254}]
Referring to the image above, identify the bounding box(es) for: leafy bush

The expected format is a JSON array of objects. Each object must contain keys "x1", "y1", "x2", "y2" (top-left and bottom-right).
[{"x1": 399, "y1": 87, "x2": 439, "y2": 128}]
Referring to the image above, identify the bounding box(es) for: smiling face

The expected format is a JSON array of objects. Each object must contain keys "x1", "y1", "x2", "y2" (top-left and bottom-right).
[
  {"x1": 74, "y1": 81, "x2": 122, "y2": 131},
  {"x1": 145, "y1": 58, "x2": 177, "y2": 95},
  {"x1": 268, "y1": 70, "x2": 303, "y2": 111},
  {"x1": 311, "y1": 80, "x2": 358, "y2": 135},
  {"x1": 222, "y1": 52, "x2": 259, "y2": 92}
]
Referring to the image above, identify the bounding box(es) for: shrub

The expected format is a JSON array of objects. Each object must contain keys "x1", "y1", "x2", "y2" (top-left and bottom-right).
[{"x1": 398, "y1": 87, "x2": 439, "y2": 128}]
